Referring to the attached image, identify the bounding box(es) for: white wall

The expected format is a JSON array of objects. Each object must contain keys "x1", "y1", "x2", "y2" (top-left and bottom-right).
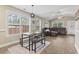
[
  {"x1": 75, "y1": 20, "x2": 79, "y2": 53},
  {"x1": 0, "y1": 6, "x2": 45, "y2": 48},
  {"x1": 66, "y1": 21, "x2": 75, "y2": 34}
]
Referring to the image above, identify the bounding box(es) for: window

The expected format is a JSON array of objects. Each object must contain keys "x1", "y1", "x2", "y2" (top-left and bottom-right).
[
  {"x1": 8, "y1": 14, "x2": 20, "y2": 34},
  {"x1": 53, "y1": 23, "x2": 57, "y2": 27},
  {"x1": 7, "y1": 13, "x2": 29, "y2": 35},
  {"x1": 21, "y1": 17, "x2": 29, "y2": 33},
  {"x1": 53, "y1": 22, "x2": 64, "y2": 28},
  {"x1": 58, "y1": 22, "x2": 63, "y2": 28},
  {"x1": 31, "y1": 18, "x2": 41, "y2": 32},
  {"x1": 31, "y1": 19, "x2": 36, "y2": 32},
  {"x1": 35, "y1": 20, "x2": 40, "y2": 31}
]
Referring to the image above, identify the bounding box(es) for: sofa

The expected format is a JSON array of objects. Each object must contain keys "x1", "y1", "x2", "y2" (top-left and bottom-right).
[
  {"x1": 50, "y1": 28, "x2": 67, "y2": 35},
  {"x1": 42, "y1": 27, "x2": 67, "y2": 36}
]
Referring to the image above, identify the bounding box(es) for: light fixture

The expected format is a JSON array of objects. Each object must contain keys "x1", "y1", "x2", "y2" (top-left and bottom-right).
[
  {"x1": 30, "y1": 5, "x2": 35, "y2": 18},
  {"x1": 58, "y1": 16, "x2": 64, "y2": 19}
]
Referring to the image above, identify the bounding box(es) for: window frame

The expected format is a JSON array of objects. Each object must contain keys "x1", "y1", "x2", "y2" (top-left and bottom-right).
[
  {"x1": 52, "y1": 21, "x2": 64, "y2": 28},
  {"x1": 6, "y1": 11, "x2": 30, "y2": 37}
]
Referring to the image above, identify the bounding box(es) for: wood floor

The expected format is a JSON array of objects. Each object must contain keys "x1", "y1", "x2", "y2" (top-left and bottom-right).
[
  {"x1": 0, "y1": 35, "x2": 77, "y2": 54},
  {"x1": 41, "y1": 35, "x2": 77, "y2": 54}
]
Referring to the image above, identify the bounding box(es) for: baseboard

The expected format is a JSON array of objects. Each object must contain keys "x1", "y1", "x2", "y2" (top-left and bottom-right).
[
  {"x1": 0, "y1": 40, "x2": 19, "y2": 48},
  {"x1": 75, "y1": 43, "x2": 79, "y2": 54},
  {"x1": 67, "y1": 34, "x2": 75, "y2": 36}
]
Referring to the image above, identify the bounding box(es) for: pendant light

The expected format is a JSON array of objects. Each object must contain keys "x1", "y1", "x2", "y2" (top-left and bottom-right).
[{"x1": 31, "y1": 5, "x2": 35, "y2": 18}]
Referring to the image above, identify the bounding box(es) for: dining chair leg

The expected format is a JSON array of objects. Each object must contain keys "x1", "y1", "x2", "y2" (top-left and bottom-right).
[
  {"x1": 44, "y1": 38, "x2": 45, "y2": 45},
  {"x1": 20, "y1": 38, "x2": 23, "y2": 47},
  {"x1": 32, "y1": 42, "x2": 33, "y2": 51},
  {"x1": 41, "y1": 40, "x2": 43, "y2": 44},
  {"x1": 29, "y1": 36, "x2": 30, "y2": 51},
  {"x1": 34, "y1": 43, "x2": 36, "y2": 53}
]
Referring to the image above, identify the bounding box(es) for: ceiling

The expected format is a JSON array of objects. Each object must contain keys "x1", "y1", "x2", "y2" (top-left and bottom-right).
[{"x1": 12, "y1": 5, "x2": 79, "y2": 20}]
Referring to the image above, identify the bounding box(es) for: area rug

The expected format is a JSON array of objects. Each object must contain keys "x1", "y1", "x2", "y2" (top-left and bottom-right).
[{"x1": 8, "y1": 41, "x2": 50, "y2": 54}]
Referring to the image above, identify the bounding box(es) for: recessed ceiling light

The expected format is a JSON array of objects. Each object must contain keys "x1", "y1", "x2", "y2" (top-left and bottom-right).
[{"x1": 23, "y1": 8, "x2": 26, "y2": 10}]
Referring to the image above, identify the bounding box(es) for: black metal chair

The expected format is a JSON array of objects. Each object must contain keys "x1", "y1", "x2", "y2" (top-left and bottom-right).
[
  {"x1": 31, "y1": 33, "x2": 46, "y2": 53},
  {"x1": 20, "y1": 33, "x2": 33, "y2": 51},
  {"x1": 20, "y1": 34, "x2": 29, "y2": 47}
]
